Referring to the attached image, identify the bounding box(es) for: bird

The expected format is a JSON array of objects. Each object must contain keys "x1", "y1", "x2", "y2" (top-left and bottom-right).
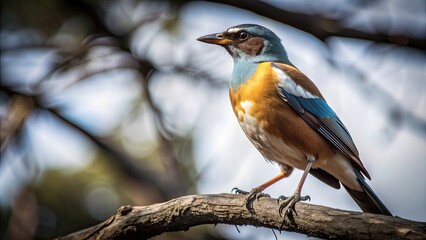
[{"x1": 197, "y1": 24, "x2": 392, "y2": 217}]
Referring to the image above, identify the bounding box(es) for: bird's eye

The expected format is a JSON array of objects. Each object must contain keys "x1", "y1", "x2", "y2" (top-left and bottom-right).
[{"x1": 239, "y1": 31, "x2": 248, "y2": 40}]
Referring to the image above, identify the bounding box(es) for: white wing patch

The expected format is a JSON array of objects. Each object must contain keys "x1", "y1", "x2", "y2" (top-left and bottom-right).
[{"x1": 271, "y1": 64, "x2": 317, "y2": 99}]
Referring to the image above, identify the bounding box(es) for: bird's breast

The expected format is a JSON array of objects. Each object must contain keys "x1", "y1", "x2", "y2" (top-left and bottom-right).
[
  {"x1": 232, "y1": 99, "x2": 306, "y2": 169},
  {"x1": 229, "y1": 63, "x2": 307, "y2": 168},
  {"x1": 229, "y1": 62, "x2": 335, "y2": 169}
]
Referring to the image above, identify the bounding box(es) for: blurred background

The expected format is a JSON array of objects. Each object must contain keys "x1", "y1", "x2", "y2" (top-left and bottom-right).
[{"x1": 1, "y1": 0, "x2": 425, "y2": 239}]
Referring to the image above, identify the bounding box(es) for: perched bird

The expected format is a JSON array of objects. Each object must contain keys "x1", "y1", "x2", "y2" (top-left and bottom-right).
[{"x1": 197, "y1": 24, "x2": 392, "y2": 217}]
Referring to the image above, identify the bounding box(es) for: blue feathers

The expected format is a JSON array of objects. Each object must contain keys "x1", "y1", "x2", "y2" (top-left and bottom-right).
[
  {"x1": 231, "y1": 59, "x2": 257, "y2": 88},
  {"x1": 277, "y1": 73, "x2": 361, "y2": 161},
  {"x1": 296, "y1": 97, "x2": 336, "y2": 118}
]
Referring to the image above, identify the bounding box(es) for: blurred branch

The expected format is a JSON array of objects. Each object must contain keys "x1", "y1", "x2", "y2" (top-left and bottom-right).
[
  {"x1": 55, "y1": 0, "x2": 191, "y2": 196},
  {"x1": 204, "y1": 0, "x2": 425, "y2": 50},
  {"x1": 56, "y1": 193, "x2": 426, "y2": 240},
  {"x1": 48, "y1": 108, "x2": 171, "y2": 200},
  {"x1": 6, "y1": 188, "x2": 38, "y2": 240},
  {"x1": 0, "y1": 95, "x2": 34, "y2": 151},
  {"x1": 0, "y1": 85, "x2": 171, "y2": 201},
  {"x1": 140, "y1": 68, "x2": 189, "y2": 196}
]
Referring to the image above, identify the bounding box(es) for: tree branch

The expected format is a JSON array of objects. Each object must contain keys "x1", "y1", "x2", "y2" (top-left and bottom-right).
[
  {"x1": 205, "y1": 0, "x2": 425, "y2": 50},
  {"x1": 56, "y1": 194, "x2": 425, "y2": 240}
]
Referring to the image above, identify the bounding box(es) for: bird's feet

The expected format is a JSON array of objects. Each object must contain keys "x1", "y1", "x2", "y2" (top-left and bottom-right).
[
  {"x1": 232, "y1": 187, "x2": 270, "y2": 212},
  {"x1": 277, "y1": 192, "x2": 310, "y2": 218}
]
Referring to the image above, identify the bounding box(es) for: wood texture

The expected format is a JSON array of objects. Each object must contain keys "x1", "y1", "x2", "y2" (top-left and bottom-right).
[{"x1": 56, "y1": 193, "x2": 425, "y2": 240}]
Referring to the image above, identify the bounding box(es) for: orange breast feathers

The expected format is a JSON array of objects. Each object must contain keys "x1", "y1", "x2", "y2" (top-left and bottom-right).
[
  {"x1": 229, "y1": 62, "x2": 310, "y2": 124},
  {"x1": 229, "y1": 62, "x2": 277, "y2": 125},
  {"x1": 229, "y1": 62, "x2": 334, "y2": 160},
  {"x1": 229, "y1": 62, "x2": 324, "y2": 120}
]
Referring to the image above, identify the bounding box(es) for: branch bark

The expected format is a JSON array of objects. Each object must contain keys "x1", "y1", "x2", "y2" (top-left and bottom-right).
[{"x1": 56, "y1": 193, "x2": 425, "y2": 240}]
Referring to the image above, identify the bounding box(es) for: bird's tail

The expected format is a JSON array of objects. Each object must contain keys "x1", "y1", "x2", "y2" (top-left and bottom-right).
[{"x1": 343, "y1": 167, "x2": 392, "y2": 216}]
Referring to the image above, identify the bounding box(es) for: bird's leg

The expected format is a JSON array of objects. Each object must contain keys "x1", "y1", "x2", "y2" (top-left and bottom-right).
[
  {"x1": 278, "y1": 156, "x2": 315, "y2": 219},
  {"x1": 233, "y1": 171, "x2": 287, "y2": 212}
]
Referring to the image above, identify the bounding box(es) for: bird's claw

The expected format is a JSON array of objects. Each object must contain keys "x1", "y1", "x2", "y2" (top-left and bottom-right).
[
  {"x1": 256, "y1": 192, "x2": 270, "y2": 201},
  {"x1": 231, "y1": 187, "x2": 248, "y2": 195},
  {"x1": 232, "y1": 187, "x2": 270, "y2": 212},
  {"x1": 278, "y1": 193, "x2": 310, "y2": 218},
  {"x1": 277, "y1": 195, "x2": 287, "y2": 204}
]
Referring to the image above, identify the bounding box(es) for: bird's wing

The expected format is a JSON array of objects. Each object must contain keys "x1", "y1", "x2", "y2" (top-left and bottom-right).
[{"x1": 271, "y1": 63, "x2": 370, "y2": 179}]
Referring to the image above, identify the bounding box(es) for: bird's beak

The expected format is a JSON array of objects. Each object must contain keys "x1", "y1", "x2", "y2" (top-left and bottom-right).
[{"x1": 197, "y1": 33, "x2": 233, "y2": 45}]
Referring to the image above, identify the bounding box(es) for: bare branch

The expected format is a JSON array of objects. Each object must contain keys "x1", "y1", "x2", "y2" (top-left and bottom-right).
[{"x1": 56, "y1": 194, "x2": 425, "y2": 240}]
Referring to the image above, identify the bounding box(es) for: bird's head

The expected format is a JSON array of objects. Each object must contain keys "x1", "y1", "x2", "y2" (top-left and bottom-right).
[{"x1": 197, "y1": 24, "x2": 291, "y2": 64}]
